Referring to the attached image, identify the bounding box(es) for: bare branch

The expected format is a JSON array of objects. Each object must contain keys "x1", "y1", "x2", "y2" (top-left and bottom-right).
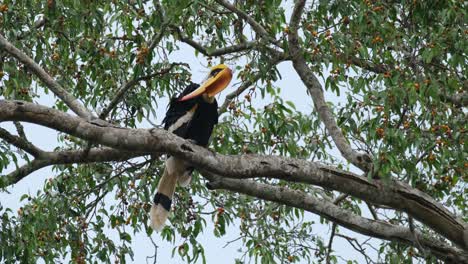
[
  {"x1": 325, "y1": 223, "x2": 337, "y2": 264},
  {"x1": 0, "y1": 34, "x2": 93, "y2": 119},
  {"x1": 204, "y1": 173, "x2": 468, "y2": 263},
  {"x1": 147, "y1": 22, "x2": 168, "y2": 52},
  {"x1": 333, "y1": 193, "x2": 348, "y2": 204},
  {"x1": 172, "y1": 27, "x2": 256, "y2": 57},
  {"x1": 286, "y1": 6, "x2": 371, "y2": 172},
  {"x1": 366, "y1": 202, "x2": 379, "y2": 220},
  {"x1": 1, "y1": 99, "x2": 466, "y2": 250},
  {"x1": 336, "y1": 234, "x2": 375, "y2": 264},
  {"x1": 0, "y1": 127, "x2": 44, "y2": 157},
  {"x1": 2, "y1": 147, "x2": 145, "y2": 187}
]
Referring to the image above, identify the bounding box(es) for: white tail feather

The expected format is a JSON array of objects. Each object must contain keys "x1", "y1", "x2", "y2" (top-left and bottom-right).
[
  {"x1": 149, "y1": 157, "x2": 185, "y2": 231},
  {"x1": 149, "y1": 203, "x2": 169, "y2": 231}
]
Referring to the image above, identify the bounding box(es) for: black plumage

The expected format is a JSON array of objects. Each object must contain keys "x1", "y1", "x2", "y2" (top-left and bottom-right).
[{"x1": 162, "y1": 83, "x2": 218, "y2": 147}]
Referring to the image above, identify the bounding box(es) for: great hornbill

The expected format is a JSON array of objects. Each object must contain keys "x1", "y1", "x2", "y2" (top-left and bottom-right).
[{"x1": 150, "y1": 64, "x2": 233, "y2": 231}]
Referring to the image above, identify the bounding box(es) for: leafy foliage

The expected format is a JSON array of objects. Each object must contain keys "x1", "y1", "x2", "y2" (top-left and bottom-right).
[{"x1": 0, "y1": 0, "x2": 466, "y2": 263}]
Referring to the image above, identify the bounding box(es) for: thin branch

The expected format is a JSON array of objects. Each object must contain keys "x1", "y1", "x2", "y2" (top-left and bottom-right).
[
  {"x1": 336, "y1": 234, "x2": 375, "y2": 264},
  {"x1": 326, "y1": 223, "x2": 337, "y2": 264},
  {"x1": 326, "y1": 192, "x2": 348, "y2": 263},
  {"x1": 409, "y1": 216, "x2": 427, "y2": 257},
  {"x1": 333, "y1": 193, "x2": 348, "y2": 205},
  {"x1": 99, "y1": 63, "x2": 186, "y2": 119},
  {"x1": 147, "y1": 22, "x2": 169, "y2": 52},
  {"x1": 173, "y1": 26, "x2": 256, "y2": 57},
  {"x1": 146, "y1": 235, "x2": 159, "y2": 264},
  {"x1": 0, "y1": 34, "x2": 93, "y2": 119},
  {"x1": 99, "y1": 22, "x2": 173, "y2": 120},
  {"x1": 219, "y1": 57, "x2": 284, "y2": 115},
  {"x1": 215, "y1": 0, "x2": 278, "y2": 45}
]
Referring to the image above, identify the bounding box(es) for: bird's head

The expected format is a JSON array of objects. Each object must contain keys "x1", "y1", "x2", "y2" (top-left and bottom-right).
[{"x1": 179, "y1": 64, "x2": 233, "y2": 102}]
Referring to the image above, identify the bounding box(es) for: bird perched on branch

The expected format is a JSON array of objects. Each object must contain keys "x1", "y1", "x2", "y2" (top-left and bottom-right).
[{"x1": 150, "y1": 64, "x2": 233, "y2": 231}]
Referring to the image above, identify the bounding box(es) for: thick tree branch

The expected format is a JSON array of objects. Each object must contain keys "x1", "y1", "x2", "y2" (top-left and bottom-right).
[
  {"x1": 2, "y1": 146, "x2": 145, "y2": 187},
  {"x1": 0, "y1": 100, "x2": 466, "y2": 250},
  {"x1": 0, "y1": 127, "x2": 44, "y2": 157},
  {"x1": 286, "y1": 4, "x2": 371, "y2": 172},
  {"x1": 289, "y1": 0, "x2": 306, "y2": 29},
  {"x1": 204, "y1": 174, "x2": 468, "y2": 263},
  {"x1": 4, "y1": 159, "x2": 51, "y2": 187},
  {"x1": 0, "y1": 34, "x2": 93, "y2": 119}
]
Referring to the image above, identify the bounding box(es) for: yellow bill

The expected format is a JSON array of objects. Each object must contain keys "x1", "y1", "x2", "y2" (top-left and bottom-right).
[{"x1": 179, "y1": 64, "x2": 233, "y2": 101}]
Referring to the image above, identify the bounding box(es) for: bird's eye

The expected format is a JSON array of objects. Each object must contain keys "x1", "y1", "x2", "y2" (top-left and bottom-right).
[{"x1": 210, "y1": 69, "x2": 222, "y2": 77}]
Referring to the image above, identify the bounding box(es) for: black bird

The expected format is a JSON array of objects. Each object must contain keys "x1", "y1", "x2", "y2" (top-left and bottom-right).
[{"x1": 150, "y1": 64, "x2": 233, "y2": 230}]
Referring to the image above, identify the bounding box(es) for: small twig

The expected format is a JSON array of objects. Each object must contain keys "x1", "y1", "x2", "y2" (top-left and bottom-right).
[
  {"x1": 223, "y1": 235, "x2": 245, "y2": 248},
  {"x1": 146, "y1": 236, "x2": 159, "y2": 264},
  {"x1": 219, "y1": 57, "x2": 284, "y2": 115},
  {"x1": 336, "y1": 234, "x2": 375, "y2": 264}
]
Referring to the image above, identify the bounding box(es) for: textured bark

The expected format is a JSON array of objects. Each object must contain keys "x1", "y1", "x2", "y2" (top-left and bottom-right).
[
  {"x1": 205, "y1": 173, "x2": 468, "y2": 263},
  {"x1": 1, "y1": 99, "x2": 466, "y2": 251},
  {"x1": 3, "y1": 146, "x2": 144, "y2": 186}
]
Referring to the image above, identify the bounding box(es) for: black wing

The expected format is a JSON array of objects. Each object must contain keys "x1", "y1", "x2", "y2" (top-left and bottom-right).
[
  {"x1": 162, "y1": 83, "x2": 200, "y2": 134},
  {"x1": 187, "y1": 99, "x2": 218, "y2": 147}
]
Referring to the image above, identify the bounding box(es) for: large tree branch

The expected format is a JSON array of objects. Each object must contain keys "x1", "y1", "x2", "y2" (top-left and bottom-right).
[
  {"x1": 286, "y1": 3, "x2": 371, "y2": 172},
  {"x1": 0, "y1": 100, "x2": 466, "y2": 250},
  {"x1": 0, "y1": 34, "x2": 93, "y2": 119},
  {"x1": 2, "y1": 146, "x2": 145, "y2": 187},
  {"x1": 0, "y1": 127, "x2": 44, "y2": 157},
  {"x1": 204, "y1": 173, "x2": 468, "y2": 263}
]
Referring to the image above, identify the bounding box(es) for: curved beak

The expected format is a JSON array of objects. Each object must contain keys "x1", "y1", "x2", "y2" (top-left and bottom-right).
[{"x1": 179, "y1": 66, "x2": 233, "y2": 101}]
